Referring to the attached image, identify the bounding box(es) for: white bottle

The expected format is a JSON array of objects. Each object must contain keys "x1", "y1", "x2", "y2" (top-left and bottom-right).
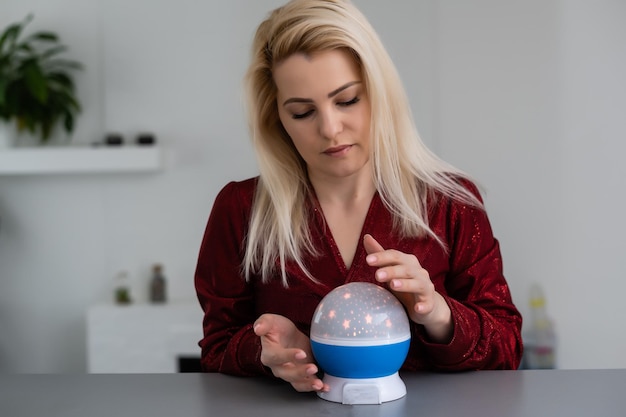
[{"x1": 524, "y1": 284, "x2": 556, "y2": 369}]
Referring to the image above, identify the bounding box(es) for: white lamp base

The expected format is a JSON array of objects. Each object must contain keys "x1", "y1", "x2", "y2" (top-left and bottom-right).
[{"x1": 317, "y1": 372, "x2": 406, "y2": 405}]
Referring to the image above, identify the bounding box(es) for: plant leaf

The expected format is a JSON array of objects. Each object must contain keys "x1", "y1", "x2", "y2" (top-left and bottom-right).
[
  {"x1": 25, "y1": 31, "x2": 58, "y2": 43},
  {"x1": 0, "y1": 77, "x2": 7, "y2": 107},
  {"x1": 0, "y1": 15, "x2": 33, "y2": 55},
  {"x1": 0, "y1": 23, "x2": 21, "y2": 55},
  {"x1": 40, "y1": 44, "x2": 67, "y2": 59},
  {"x1": 48, "y1": 72, "x2": 73, "y2": 89},
  {"x1": 22, "y1": 60, "x2": 48, "y2": 103},
  {"x1": 64, "y1": 110, "x2": 74, "y2": 133}
]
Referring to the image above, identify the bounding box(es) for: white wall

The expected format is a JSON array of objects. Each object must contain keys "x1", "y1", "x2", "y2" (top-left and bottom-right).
[
  {"x1": 1, "y1": 0, "x2": 624, "y2": 373},
  {"x1": 554, "y1": 0, "x2": 626, "y2": 368},
  {"x1": 434, "y1": 0, "x2": 626, "y2": 369}
]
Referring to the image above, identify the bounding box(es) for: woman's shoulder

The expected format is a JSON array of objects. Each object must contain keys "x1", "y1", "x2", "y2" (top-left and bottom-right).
[
  {"x1": 213, "y1": 176, "x2": 259, "y2": 209},
  {"x1": 219, "y1": 176, "x2": 259, "y2": 195},
  {"x1": 428, "y1": 173, "x2": 484, "y2": 207}
]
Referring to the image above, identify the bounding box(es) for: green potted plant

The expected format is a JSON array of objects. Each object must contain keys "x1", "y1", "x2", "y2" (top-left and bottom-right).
[{"x1": 0, "y1": 14, "x2": 82, "y2": 146}]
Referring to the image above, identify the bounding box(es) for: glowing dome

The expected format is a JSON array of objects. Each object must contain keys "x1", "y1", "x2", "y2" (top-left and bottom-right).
[{"x1": 310, "y1": 282, "x2": 411, "y2": 404}]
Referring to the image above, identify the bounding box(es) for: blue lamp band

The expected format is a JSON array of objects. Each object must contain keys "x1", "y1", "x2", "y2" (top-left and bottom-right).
[{"x1": 311, "y1": 339, "x2": 410, "y2": 379}]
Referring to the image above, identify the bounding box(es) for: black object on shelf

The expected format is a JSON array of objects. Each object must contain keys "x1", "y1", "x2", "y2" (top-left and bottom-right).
[
  {"x1": 105, "y1": 133, "x2": 124, "y2": 146},
  {"x1": 136, "y1": 133, "x2": 156, "y2": 146}
]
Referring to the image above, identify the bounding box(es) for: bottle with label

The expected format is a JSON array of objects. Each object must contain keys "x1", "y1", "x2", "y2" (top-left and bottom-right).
[
  {"x1": 523, "y1": 283, "x2": 556, "y2": 369},
  {"x1": 149, "y1": 263, "x2": 167, "y2": 303}
]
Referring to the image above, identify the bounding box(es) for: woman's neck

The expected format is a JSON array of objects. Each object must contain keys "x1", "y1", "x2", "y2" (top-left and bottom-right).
[
  {"x1": 308, "y1": 167, "x2": 377, "y2": 270},
  {"x1": 309, "y1": 169, "x2": 376, "y2": 208}
]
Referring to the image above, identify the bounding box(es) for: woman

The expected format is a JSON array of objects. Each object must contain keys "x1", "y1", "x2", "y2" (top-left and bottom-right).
[{"x1": 195, "y1": 0, "x2": 522, "y2": 393}]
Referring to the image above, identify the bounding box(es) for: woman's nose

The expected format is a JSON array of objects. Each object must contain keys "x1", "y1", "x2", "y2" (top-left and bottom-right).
[{"x1": 318, "y1": 108, "x2": 343, "y2": 140}]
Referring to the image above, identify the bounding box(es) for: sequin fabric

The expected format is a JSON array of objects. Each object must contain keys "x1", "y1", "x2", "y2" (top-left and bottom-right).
[{"x1": 194, "y1": 177, "x2": 523, "y2": 376}]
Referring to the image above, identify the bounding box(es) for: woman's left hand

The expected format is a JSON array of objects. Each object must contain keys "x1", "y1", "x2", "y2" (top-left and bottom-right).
[{"x1": 363, "y1": 234, "x2": 454, "y2": 343}]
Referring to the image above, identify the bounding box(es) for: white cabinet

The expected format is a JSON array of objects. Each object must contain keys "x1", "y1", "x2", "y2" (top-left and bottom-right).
[{"x1": 86, "y1": 303, "x2": 203, "y2": 373}]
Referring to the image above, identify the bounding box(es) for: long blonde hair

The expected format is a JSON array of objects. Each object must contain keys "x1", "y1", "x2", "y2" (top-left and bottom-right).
[{"x1": 243, "y1": 0, "x2": 480, "y2": 285}]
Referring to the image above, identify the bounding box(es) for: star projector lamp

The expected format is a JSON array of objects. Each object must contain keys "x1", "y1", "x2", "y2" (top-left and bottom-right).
[{"x1": 310, "y1": 282, "x2": 411, "y2": 404}]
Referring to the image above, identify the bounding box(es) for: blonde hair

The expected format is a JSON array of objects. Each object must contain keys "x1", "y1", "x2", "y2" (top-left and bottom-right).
[{"x1": 243, "y1": 0, "x2": 480, "y2": 285}]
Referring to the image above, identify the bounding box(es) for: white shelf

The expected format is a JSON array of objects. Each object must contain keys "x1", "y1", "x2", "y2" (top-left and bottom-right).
[{"x1": 0, "y1": 146, "x2": 163, "y2": 175}]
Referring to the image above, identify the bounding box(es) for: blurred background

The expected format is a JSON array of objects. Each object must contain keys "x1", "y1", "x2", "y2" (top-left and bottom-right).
[{"x1": 0, "y1": 0, "x2": 624, "y2": 373}]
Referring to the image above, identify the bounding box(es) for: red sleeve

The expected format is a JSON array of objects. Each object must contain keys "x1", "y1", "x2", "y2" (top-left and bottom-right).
[
  {"x1": 194, "y1": 180, "x2": 271, "y2": 376},
  {"x1": 411, "y1": 182, "x2": 523, "y2": 370}
]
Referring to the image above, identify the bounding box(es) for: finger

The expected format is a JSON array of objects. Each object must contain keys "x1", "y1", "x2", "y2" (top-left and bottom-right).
[
  {"x1": 253, "y1": 314, "x2": 272, "y2": 336},
  {"x1": 272, "y1": 363, "x2": 322, "y2": 391},
  {"x1": 388, "y1": 268, "x2": 432, "y2": 292},
  {"x1": 260, "y1": 346, "x2": 307, "y2": 367},
  {"x1": 372, "y1": 261, "x2": 422, "y2": 286},
  {"x1": 363, "y1": 234, "x2": 385, "y2": 256},
  {"x1": 254, "y1": 313, "x2": 286, "y2": 338},
  {"x1": 292, "y1": 377, "x2": 326, "y2": 392},
  {"x1": 293, "y1": 366, "x2": 326, "y2": 392},
  {"x1": 299, "y1": 375, "x2": 327, "y2": 392},
  {"x1": 304, "y1": 365, "x2": 330, "y2": 392}
]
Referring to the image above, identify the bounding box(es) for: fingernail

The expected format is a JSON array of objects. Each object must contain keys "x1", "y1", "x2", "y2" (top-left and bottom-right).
[
  {"x1": 295, "y1": 351, "x2": 306, "y2": 360},
  {"x1": 376, "y1": 270, "x2": 387, "y2": 280},
  {"x1": 366, "y1": 255, "x2": 376, "y2": 264},
  {"x1": 391, "y1": 279, "x2": 401, "y2": 288}
]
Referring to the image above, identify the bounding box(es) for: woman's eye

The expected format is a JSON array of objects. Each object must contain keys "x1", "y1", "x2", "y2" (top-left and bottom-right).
[
  {"x1": 292, "y1": 110, "x2": 314, "y2": 119},
  {"x1": 338, "y1": 96, "x2": 360, "y2": 107}
]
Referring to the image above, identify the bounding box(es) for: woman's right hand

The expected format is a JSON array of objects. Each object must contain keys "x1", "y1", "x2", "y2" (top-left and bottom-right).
[{"x1": 253, "y1": 313, "x2": 329, "y2": 393}]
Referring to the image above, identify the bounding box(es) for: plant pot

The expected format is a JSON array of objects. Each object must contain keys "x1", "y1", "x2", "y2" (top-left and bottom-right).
[
  {"x1": 5, "y1": 124, "x2": 70, "y2": 148},
  {"x1": 14, "y1": 129, "x2": 43, "y2": 148},
  {"x1": 0, "y1": 123, "x2": 16, "y2": 149}
]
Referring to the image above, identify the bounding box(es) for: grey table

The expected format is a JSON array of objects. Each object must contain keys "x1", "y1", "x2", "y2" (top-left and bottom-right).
[{"x1": 1, "y1": 370, "x2": 625, "y2": 417}]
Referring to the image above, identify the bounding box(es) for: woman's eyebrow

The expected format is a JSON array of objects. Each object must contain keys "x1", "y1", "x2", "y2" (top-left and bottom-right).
[
  {"x1": 327, "y1": 81, "x2": 361, "y2": 98},
  {"x1": 282, "y1": 81, "x2": 361, "y2": 106}
]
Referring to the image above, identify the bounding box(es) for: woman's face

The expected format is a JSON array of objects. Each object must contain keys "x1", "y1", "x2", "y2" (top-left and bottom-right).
[{"x1": 273, "y1": 49, "x2": 371, "y2": 182}]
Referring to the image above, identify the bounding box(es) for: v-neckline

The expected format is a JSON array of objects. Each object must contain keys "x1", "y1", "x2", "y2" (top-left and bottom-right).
[{"x1": 311, "y1": 191, "x2": 379, "y2": 280}]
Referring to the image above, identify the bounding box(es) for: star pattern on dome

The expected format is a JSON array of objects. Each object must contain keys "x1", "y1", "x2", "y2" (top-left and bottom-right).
[{"x1": 311, "y1": 282, "x2": 410, "y2": 340}]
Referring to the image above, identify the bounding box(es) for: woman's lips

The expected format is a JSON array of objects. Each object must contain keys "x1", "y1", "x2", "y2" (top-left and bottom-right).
[{"x1": 323, "y1": 145, "x2": 352, "y2": 156}]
